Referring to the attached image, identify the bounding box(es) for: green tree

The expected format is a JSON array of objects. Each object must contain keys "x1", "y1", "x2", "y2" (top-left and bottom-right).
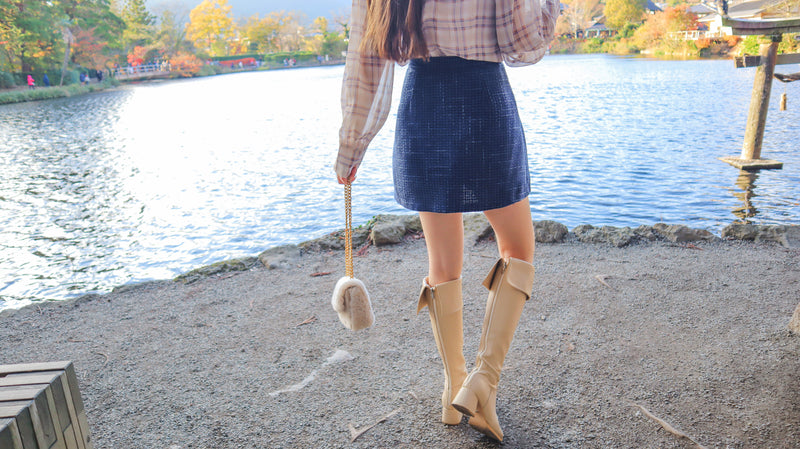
[
  {"x1": 120, "y1": 0, "x2": 155, "y2": 52},
  {"x1": 307, "y1": 16, "x2": 347, "y2": 56},
  {"x1": 604, "y1": 0, "x2": 646, "y2": 30},
  {"x1": 241, "y1": 12, "x2": 289, "y2": 53},
  {"x1": 1, "y1": 0, "x2": 63, "y2": 72}
]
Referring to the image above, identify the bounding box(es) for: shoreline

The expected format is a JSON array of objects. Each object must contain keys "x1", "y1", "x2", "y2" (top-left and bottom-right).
[
  {"x1": 0, "y1": 61, "x2": 346, "y2": 106},
  {"x1": 2, "y1": 214, "x2": 798, "y2": 317}
]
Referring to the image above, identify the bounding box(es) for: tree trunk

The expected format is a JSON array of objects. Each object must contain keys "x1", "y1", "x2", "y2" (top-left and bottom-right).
[{"x1": 60, "y1": 27, "x2": 73, "y2": 86}]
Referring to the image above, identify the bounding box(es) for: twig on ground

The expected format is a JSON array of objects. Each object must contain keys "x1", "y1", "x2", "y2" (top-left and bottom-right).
[
  {"x1": 682, "y1": 243, "x2": 704, "y2": 250},
  {"x1": 310, "y1": 271, "x2": 332, "y2": 277},
  {"x1": 94, "y1": 351, "x2": 109, "y2": 367},
  {"x1": 67, "y1": 338, "x2": 85, "y2": 343},
  {"x1": 595, "y1": 275, "x2": 616, "y2": 291},
  {"x1": 356, "y1": 243, "x2": 370, "y2": 257},
  {"x1": 630, "y1": 402, "x2": 708, "y2": 449},
  {"x1": 296, "y1": 315, "x2": 316, "y2": 327},
  {"x1": 349, "y1": 408, "x2": 401, "y2": 442},
  {"x1": 408, "y1": 391, "x2": 419, "y2": 401}
]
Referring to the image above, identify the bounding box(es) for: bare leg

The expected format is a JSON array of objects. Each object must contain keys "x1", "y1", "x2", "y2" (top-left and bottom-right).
[
  {"x1": 483, "y1": 198, "x2": 535, "y2": 263},
  {"x1": 419, "y1": 211, "x2": 464, "y2": 285}
]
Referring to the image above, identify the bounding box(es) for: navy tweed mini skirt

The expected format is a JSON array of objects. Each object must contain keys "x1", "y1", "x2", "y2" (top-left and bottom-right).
[{"x1": 393, "y1": 57, "x2": 530, "y2": 213}]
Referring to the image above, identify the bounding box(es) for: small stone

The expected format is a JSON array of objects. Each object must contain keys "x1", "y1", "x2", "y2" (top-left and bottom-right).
[
  {"x1": 258, "y1": 244, "x2": 301, "y2": 269},
  {"x1": 721, "y1": 223, "x2": 759, "y2": 241},
  {"x1": 534, "y1": 220, "x2": 568, "y2": 243},
  {"x1": 653, "y1": 223, "x2": 714, "y2": 243}
]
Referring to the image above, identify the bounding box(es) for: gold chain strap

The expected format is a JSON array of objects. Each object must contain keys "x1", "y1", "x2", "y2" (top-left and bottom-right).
[{"x1": 344, "y1": 181, "x2": 354, "y2": 278}]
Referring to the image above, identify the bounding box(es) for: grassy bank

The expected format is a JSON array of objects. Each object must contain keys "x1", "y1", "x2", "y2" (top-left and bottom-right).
[{"x1": 0, "y1": 79, "x2": 120, "y2": 106}]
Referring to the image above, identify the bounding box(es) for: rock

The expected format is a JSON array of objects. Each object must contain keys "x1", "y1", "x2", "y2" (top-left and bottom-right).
[
  {"x1": 722, "y1": 224, "x2": 792, "y2": 247},
  {"x1": 259, "y1": 244, "x2": 302, "y2": 269},
  {"x1": 175, "y1": 257, "x2": 260, "y2": 284},
  {"x1": 463, "y1": 213, "x2": 493, "y2": 244},
  {"x1": 754, "y1": 226, "x2": 789, "y2": 247},
  {"x1": 634, "y1": 225, "x2": 659, "y2": 241},
  {"x1": 721, "y1": 223, "x2": 759, "y2": 241},
  {"x1": 653, "y1": 223, "x2": 715, "y2": 243},
  {"x1": 370, "y1": 214, "x2": 421, "y2": 246},
  {"x1": 785, "y1": 225, "x2": 800, "y2": 248},
  {"x1": 533, "y1": 220, "x2": 568, "y2": 243},
  {"x1": 573, "y1": 224, "x2": 636, "y2": 247},
  {"x1": 299, "y1": 228, "x2": 370, "y2": 252}
]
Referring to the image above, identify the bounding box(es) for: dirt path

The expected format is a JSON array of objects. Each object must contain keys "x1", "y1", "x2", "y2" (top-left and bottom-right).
[{"x1": 1, "y1": 237, "x2": 798, "y2": 448}]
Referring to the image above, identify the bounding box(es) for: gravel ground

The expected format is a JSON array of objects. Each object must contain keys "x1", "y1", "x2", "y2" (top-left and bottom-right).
[{"x1": 1, "y1": 235, "x2": 799, "y2": 448}]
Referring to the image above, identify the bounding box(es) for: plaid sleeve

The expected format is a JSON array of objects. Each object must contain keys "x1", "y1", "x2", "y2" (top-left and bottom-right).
[
  {"x1": 335, "y1": 0, "x2": 395, "y2": 179},
  {"x1": 496, "y1": 0, "x2": 561, "y2": 67}
]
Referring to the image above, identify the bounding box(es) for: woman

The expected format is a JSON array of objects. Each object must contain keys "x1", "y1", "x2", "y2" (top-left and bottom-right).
[{"x1": 335, "y1": 0, "x2": 559, "y2": 441}]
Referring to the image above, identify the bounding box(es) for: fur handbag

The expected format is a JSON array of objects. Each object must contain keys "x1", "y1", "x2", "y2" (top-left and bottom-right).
[{"x1": 331, "y1": 182, "x2": 375, "y2": 330}]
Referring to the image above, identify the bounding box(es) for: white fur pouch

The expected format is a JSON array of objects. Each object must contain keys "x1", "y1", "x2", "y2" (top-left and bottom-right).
[{"x1": 331, "y1": 276, "x2": 374, "y2": 331}]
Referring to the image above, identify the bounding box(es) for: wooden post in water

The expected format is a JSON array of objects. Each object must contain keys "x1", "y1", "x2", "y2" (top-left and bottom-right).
[
  {"x1": 718, "y1": 16, "x2": 800, "y2": 170},
  {"x1": 741, "y1": 37, "x2": 779, "y2": 161}
]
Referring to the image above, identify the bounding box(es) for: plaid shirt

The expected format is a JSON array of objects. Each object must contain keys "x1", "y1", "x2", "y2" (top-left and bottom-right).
[{"x1": 336, "y1": 0, "x2": 560, "y2": 178}]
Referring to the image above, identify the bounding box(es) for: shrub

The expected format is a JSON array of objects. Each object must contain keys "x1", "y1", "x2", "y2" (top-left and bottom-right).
[
  {"x1": 724, "y1": 35, "x2": 741, "y2": 47},
  {"x1": 695, "y1": 38, "x2": 712, "y2": 50},
  {"x1": 197, "y1": 64, "x2": 217, "y2": 77},
  {"x1": 170, "y1": 53, "x2": 204, "y2": 77},
  {"x1": 581, "y1": 37, "x2": 604, "y2": 53},
  {"x1": 0, "y1": 71, "x2": 14, "y2": 88},
  {"x1": 740, "y1": 35, "x2": 760, "y2": 55}
]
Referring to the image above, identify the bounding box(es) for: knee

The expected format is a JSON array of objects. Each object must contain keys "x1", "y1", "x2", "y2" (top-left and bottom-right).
[{"x1": 497, "y1": 242, "x2": 535, "y2": 264}]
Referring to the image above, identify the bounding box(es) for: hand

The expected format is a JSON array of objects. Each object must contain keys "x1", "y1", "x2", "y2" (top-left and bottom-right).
[{"x1": 337, "y1": 166, "x2": 358, "y2": 185}]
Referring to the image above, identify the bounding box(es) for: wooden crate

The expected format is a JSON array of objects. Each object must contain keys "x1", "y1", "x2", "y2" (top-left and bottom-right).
[{"x1": 0, "y1": 361, "x2": 92, "y2": 449}]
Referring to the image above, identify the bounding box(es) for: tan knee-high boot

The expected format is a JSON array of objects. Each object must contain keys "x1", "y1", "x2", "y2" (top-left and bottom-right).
[
  {"x1": 451, "y1": 258, "x2": 535, "y2": 441},
  {"x1": 417, "y1": 277, "x2": 467, "y2": 425}
]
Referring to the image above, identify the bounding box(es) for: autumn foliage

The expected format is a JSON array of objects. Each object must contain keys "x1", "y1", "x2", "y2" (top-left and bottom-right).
[
  {"x1": 169, "y1": 53, "x2": 203, "y2": 77},
  {"x1": 127, "y1": 46, "x2": 147, "y2": 66}
]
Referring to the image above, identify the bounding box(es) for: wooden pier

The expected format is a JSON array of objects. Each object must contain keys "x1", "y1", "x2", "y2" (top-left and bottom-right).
[{"x1": 718, "y1": 16, "x2": 800, "y2": 170}]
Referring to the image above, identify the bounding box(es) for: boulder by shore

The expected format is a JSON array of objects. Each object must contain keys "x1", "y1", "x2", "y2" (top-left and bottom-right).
[{"x1": 1, "y1": 215, "x2": 798, "y2": 448}]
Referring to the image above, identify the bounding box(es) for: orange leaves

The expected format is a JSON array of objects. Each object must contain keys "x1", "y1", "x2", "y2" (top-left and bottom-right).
[
  {"x1": 127, "y1": 45, "x2": 147, "y2": 66},
  {"x1": 169, "y1": 53, "x2": 203, "y2": 77}
]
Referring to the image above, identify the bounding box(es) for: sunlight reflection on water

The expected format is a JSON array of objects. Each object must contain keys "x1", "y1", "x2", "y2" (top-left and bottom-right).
[{"x1": 1, "y1": 55, "x2": 798, "y2": 309}]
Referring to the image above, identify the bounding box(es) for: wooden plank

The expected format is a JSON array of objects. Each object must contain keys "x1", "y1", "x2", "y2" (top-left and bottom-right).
[
  {"x1": 0, "y1": 361, "x2": 72, "y2": 376},
  {"x1": 60, "y1": 364, "x2": 91, "y2": 449},
  {"x1": 0, "y1": 418, "x2": 25, "y2": 449},
  {"x1": 735, "y1": 53, "x2": 800, "y2": 68},
  {"x1": 0, "y1": 371, "x2": 62, "y2": 387},
  {"x1": 722, "y1": 17, "x2": 800, "y2": 35},
  {"x1": 718, "y1": 156, "x2": 784, "y2": 169},
  {"x1": 0, "y1": 417, "x2": 25, "y2": 449},
  {"x1": 0, "y1": 402, "x2": 31, "y2": 419},
  {"x1": 0, "y1": 362, "x2": 90, "y2": 449},
  {"x1": 8, "y1": 403, "x2": 37, "y2": 449},
  {"x1": 0, "y1": 385, "x2": 47, "y2": 402}
]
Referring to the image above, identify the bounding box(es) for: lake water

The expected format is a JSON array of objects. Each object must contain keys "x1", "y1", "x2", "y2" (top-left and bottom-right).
[{"x1": 1, "y1": 54, "x2": 798, "y2": 310}]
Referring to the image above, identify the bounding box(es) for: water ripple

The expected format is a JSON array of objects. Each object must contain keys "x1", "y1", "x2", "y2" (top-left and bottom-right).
[{"x1": 0, "y1": 55, "x2": 797, "y2": 309}]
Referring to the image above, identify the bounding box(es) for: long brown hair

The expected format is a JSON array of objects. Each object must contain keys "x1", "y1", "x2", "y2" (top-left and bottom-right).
[{"x1": 360, "y1": 0, "x2": 428, "y2": 62}]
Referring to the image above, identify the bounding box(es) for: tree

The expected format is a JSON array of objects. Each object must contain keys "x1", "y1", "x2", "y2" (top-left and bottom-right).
[
  {"x1": 185, "y1": 0, "x2": 234, "y2": 56},
  {"x1": 632, "y1": 5, "x2": 697, "y2": 49},
  {"x1": 604, "y1": 0, "x2": 646, "y2": 30},
  {"x1": 306, "y1": 16, "x2": 347, "y2": 56},
  {"x1": 120, "y1": 0, "x2": 155, "y2": 52},
  {"x1": 1, "y1": 0, "x2": 63, "y2": 72},
  {"x1": 71, "y1": 27, "x2": 112, "y2": 70},
  {"x1": 559, "y1": 0, "x2": 603, "y2": 35}
]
